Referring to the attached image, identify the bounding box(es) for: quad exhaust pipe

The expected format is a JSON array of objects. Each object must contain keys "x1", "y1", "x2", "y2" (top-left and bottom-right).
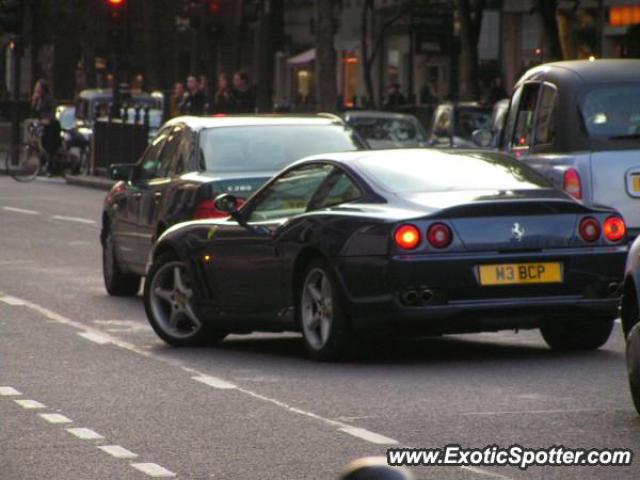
[{"x1": 401, "y1": 288, "x2": 436, "y2": 306}]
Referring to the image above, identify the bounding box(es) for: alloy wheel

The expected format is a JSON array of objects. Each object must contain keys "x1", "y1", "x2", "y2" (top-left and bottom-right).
[{"x1": 301, "y1": 268, "x2": 334, "y2": 350}]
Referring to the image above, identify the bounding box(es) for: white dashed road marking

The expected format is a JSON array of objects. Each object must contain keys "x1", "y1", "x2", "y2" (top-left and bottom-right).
[
  {"x1": 2, "y1": 206, "x2": 40, "y2": 215},
  {"x1": 0, "y1": 386, "x2": 21, "y2": 396},
  {"x1": 0, "y1": 296, "x2": 26, "y2": 306},
  {"x1": 39, "y1": 413, "x2": 72, "y2": 424},
  {"x1": 131, "y1": 463, "x2": 176, "y2": 478},
  {"x1": 51, "y1": 215, "x2": 96, "y2": 225},
  {"x1": 98, "y1": 445, "x2": 138, "y2": 459},
  {"x1": 339, "y1": 426, "x2": 399, "y2": 445},
  {"x1": 66, "y1": 427, "x2": 104, "y2": 440},
  {"x1": 192, "y1": 374, "x2": 237, "y2": 390},
  {"x1": 14, "y1": 399, "x2": 45, "y2": 409},
  {"x1": 78, "y1": 331, "x2": 112, "y2": 345}
]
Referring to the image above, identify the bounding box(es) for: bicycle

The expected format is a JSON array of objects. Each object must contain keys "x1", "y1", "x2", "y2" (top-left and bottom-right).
[{"x1": 5, "y1": 120, "x2": 82, "y2": 182}]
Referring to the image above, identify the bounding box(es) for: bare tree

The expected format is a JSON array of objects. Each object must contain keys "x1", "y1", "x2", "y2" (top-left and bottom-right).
[
  {"x1": 360, "y1": 0, "x2": 412, "y2": 107},
  {"x1": 315, "y1": 0, "x2": 338, "y2": 112},
  {"x1": 456, "y1": 0, "x2": 485, "y2": 100}
]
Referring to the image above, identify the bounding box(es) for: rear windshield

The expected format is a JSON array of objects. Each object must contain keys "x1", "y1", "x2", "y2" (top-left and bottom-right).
[
  {"x1": 357, "y1": 151, "x2": 550, "y2": 194},
  {"x1": 200, "y1": 125, "x2": 361, "y2": 173},
  {"x1": 455, "y1": 108, "x2": 492, "y2": 139},
  {"x1": 582, "y1": 84, "x2": 640, "y2": 139}
]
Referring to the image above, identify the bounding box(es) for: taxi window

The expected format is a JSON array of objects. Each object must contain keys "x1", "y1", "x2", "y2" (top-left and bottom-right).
[
  {"x1": 511, "y1": 83, "x2": 540, "y2": 149},
  {"x1": 533, "y1": 85, "x2": 557, "y2": 146}
]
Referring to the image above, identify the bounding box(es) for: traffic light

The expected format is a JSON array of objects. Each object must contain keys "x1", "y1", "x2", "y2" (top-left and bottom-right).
[
  {"x1": 105, "y1": 0, "x2": 128, "y2": 51},
  {"x1": 0, "y1": 0, "x2": 23, "y2": 35}
]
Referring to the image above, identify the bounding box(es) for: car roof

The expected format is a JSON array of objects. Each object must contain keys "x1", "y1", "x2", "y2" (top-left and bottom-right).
[
  {"x1": 518, "y1": 59, "x2": 640, "y2": 86},
  {"x1": 297, "y1": 147, "x2": 511, "y2": 167},
  {"x1": 344, "y1": 110, "x2": 417, "y2": 120},
  {"x1": 163, "y1": 114, "x2": 346, "y2": 131}
]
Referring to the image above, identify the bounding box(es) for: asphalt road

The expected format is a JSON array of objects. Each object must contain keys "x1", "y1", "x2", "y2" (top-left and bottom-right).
[{"x1": 1, "y1": 176, "x2": 639, "y2": 480}]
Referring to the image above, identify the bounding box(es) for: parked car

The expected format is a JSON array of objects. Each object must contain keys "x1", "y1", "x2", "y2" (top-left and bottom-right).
[
  {"x1": 101, "y1": 114, "x2": 365, "y2": 296},
  {"x1": 491, "y1": 59, "x2": 640, "y2": 238},
  {"x1": 144, "y1": 149, "x2": 626, "y2": 360},
  {"x1": 428, "y1": 102, "x2": 492, "y2": 148},
  {"x1": 472, "y1": 98, "x2": 509, "y2": 149},
  {"x1": 342, "y1": 110, "x2": 428, "y2": 149}
]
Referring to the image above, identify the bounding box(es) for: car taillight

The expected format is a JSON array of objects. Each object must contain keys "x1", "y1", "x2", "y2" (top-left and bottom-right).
[
  {"x1": 563, "y1": 168, "x2": 582, "y2": 199},
  {"x1": 579, "y1": 217, "x2": 600, "y2": 242},
  {"x1": 603, "y1": 216, "x2": 626, "y2": 242},
  {"x1": 193, "y1": 197, "x2": 244, "y2": 220},
  {"x1": 394, "y1": 224, "x2": 421, "y2": 250},
  {"x1": 427, "y1": 222, "x2": 453, "y2": 249}
]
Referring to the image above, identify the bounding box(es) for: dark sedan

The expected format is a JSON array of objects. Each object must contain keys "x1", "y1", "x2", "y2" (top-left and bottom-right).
[
  {"x1": 101, "y1": 115, "x2": 364, "y2": 296},
  {"x1": 144, "y1": 149, "x2": 627, "y2": 360}
]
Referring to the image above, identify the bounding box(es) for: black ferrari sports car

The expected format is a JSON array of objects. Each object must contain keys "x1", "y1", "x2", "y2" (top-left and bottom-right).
[{"x1": 144, "y1": 149, "x2": 627, "y2": 360}]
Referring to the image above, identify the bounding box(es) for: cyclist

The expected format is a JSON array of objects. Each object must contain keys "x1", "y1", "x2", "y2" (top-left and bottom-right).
[{"x1": 30, "y1": 79, "x2": 61, "y2": 174}]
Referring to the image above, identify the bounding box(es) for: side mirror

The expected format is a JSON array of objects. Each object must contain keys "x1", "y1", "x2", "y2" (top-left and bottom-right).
[
  {"x1": 110, "y1": 163, "x2": 135, "y2": 181},
  {"x1": 471, "y1": 128, "x2": 494, "y2": 148},
  {"x1": 214, "y1": 193, "x2": 239, "y2": 215},
  {"x1": 340, "y1": 457, "x2": 414, "y2": 480}
]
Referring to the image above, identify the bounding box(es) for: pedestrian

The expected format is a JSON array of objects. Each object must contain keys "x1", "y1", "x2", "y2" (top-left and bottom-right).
[
  {"x1": 199, "y1": 74, "x2": 210, "y2": 112},
  {"x1": 232, "y1": 71, "x2": 256, "y2": 114},
  {"x1": 212, "y1": 73, "x2": 235, "y2": 114},
  {"x1": 182, "y1": 75, "x2": 207, "y2": 115},
  {"x1": 169, "y1": 82, "x2": 186, "y2": 118},
  {"x1": 485, "y1": 76, "x2": 508, "y2": 105},
  {"x1": 383, "y1": 83, "x2": 406, "y2": 110},
  {"x1": 30, "y1": 79, "x2": 61, "y2": 174}
]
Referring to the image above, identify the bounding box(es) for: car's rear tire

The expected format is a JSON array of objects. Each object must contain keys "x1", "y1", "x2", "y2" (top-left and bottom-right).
[
  {"x1": 540, "y1": 318, "x2": 614, "y2": 351},
  {"x1": 298, "y1": 259, "x2": 353, "y2": 361},
  {"x1": 102, "y1": 230, "x2": 141, "y2": 296},
  {"x1": 144, "y1": 252, "x2": 226, "y2": 347},
  {"x1": 627, "y1": 323, "x2": 640, "y2": 415}
]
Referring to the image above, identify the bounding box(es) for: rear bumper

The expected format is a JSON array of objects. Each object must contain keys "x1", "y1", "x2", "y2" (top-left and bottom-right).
[{"x1": 334, "y1": 246, "x2": 626, "y2": 334}]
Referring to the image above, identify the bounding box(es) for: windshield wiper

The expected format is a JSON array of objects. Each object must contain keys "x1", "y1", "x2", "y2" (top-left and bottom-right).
[{"x1": 609, "y1": 133, "x2": 640, "y2": 140}]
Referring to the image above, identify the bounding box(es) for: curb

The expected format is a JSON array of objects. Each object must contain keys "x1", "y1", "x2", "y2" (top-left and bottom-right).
[{"x1": 65, "y1": 175, "x2": 115, "y2": 191}]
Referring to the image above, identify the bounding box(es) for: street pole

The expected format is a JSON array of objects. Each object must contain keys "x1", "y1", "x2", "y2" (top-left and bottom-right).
[{"x1": 10, "y1": 37, "x2": 21, "y2": 166}]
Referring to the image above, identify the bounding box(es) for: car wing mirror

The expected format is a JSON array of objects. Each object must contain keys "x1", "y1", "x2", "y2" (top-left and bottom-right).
[
  {"x1": 109, "y1": 163, "x2": 136, "y2": 182},
  {"x1": 214, "y1": 193, "x2": 271, "y2": 237}
]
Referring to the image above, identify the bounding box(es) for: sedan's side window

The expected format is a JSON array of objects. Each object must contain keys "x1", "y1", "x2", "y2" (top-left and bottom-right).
[
  {"x1": 137, "y1": 128, "x2": 170, "y2": 181},
  {"x1": 248, "y1": 164, "x2": 334, "y2": 222},
  {"x1": 156, "y1": 126, "x2": 185, "y2": 178}
]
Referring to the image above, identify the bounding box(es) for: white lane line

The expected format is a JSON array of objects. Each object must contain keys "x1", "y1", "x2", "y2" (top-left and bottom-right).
[
  {"x1": 461, "y1": 466, "x2": 515, "y2": 480},
  {"x1": 14, "y1": 399, "x2": 46, "y2": 409},
  {"x1": 2, "y1": 206, "x2": 39, "y2": 215},
  {"x1": 51, "y1": 215, "x2": 96, "y2": 225},
  {"x1": 0, "y1": 386, "x2": 21, "y2": 396},
  {"x1": 98, "y1": 445, "x2": 138, "y2": 459},
  {"x1": 131, "y1": 463, "x2": 176, "y2": 478},
  {"x1": 0, "y1": 290, "x2": 511, "y2": 480},
  {"x1": 66, "y1": 427, "x2": 104, "y2": 440},
  {"x1": 39, "y1": 413, "x2": 72, "y2": 424},
  {"x1": 339, "y1": 427, "x2": 398, "y2": 445},
  {"x1": 0, "y1": 295, "x2": 26, "y2": 306},
  {"x1": 78, "y1": 331, "x2": 111, "y2": 345},
  {"x1": 192, "y1": 375, "x2": 237, "y2": 390}
]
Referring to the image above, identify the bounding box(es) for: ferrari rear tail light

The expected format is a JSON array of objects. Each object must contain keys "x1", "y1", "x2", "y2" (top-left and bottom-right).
[
  {"x1": 427, "y1": 223, "x2": 453, "y2": 249},
  {"x1": 394, "y1": 224, "x2": 421, "y2": 250},
  {"x1": 579, "y1": 217, "x2": 600, "y2": 242},
  {"x1": 563, "y1": 168, "x2": 582, "y2": 200},
  {"x1": 603, "y1": 216, "x2": 626, "y2": 242},
  {"x1": 193, "y1": 197, "x2": 244, "y2": 220}
]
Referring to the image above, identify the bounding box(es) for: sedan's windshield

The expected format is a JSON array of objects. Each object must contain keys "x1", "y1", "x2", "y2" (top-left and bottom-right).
[
  {"x1": 200, "y1": 125, "x2": 361, "y2": 173},
  {"x1": 357, "y1": 150, "x2": 550, "y2": 194},
  {"x1": 582, "y1": 84, "x2": 640, "y2": 138},
  {"x1": 347, "y1": 116, "x2": 426, "y2": 145},
  {"x1": 455, "y1": 107, "x2": 492, "y2": 139}
]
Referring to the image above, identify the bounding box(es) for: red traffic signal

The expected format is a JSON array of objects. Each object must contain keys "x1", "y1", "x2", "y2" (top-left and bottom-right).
[
  {"x1": 107, "y1": 0, "x2": 125, "y2": 5},
  {"x1": 208, "y1": 1, "x2": 222, "y2": 14}
]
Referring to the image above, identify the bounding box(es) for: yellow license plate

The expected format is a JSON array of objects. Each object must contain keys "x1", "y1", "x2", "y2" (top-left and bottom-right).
[
  {"x1": 478, "y1": 262, "x2": 563, "y2": 286},
  {"x1": 632, "y1": 175, "x2": 640, "y2": 192}
]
